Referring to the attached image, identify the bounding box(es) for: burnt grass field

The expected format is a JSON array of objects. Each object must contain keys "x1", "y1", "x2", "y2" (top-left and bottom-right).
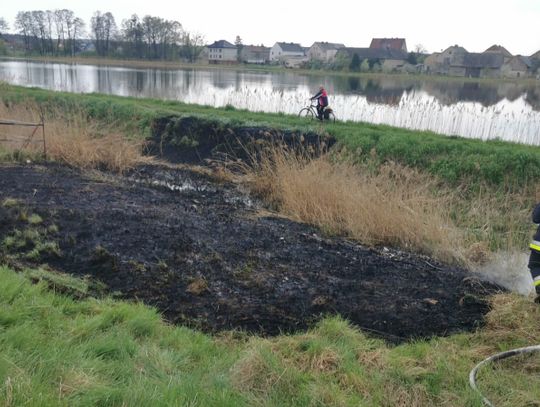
[
  {"x1": 0, "y1": 117, "x2": 505, "y2": 342},
  {"x1": 0, "y1": 160, "x2": 502, "y2": 343}
]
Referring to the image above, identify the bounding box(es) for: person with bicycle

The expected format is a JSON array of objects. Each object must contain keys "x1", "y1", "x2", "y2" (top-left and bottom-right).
[{"x1": 310, "y1": 85, "x2": 329, "y2": 121}]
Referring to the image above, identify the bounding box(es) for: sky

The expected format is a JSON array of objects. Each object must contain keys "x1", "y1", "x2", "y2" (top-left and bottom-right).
[{"x1": 2, "y1": 0, "x2": 540, "y2": 55}]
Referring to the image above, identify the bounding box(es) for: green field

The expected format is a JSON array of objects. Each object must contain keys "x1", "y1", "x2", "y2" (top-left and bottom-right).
[{"x1": 0, "y1": 265, "x2": 539, "y2": 406}]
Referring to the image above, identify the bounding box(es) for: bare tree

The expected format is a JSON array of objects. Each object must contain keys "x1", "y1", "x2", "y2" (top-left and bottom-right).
[
  {"x1": 181, "y1": 32, "x2": 205, "y2": 63},
  {"x1": 121, "y1": 14, "x2": 145, "y2": 58},
  {"x1": 54, "y1": 10, "x2": 66, "y2": 53},
  {"x1": 414, "y1": 44, "x2": 428, "y2": 54},
  {"x1": 142, "y1": 15, "x2": 160, "y2": 59},
  {"x1": 140, "y1": 16, "x2": 183, "y2": 60},
  {"x1": 15, "y1": 9, "x2": 84, "y2": 56},
  {"x1": 0, "y1": 18, "x2": 9, "y2": 35},
  {"x1": 70, "y1": 17, "x2": 85, "y2": 56},
  {"x1": 15, "y1": 11, "x2": 33, "y2": 52},
  {"x1": 91, "y1": 11, "x2": 117, "y2": 56}
]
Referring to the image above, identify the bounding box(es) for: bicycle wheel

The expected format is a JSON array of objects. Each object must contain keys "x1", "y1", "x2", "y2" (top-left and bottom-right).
[
  {"x1": 298, "y1": 108, "x2": 315, "y2": 119},
  {"x1": 326, "y1": 111, "x2": 336, "y2": 123}
]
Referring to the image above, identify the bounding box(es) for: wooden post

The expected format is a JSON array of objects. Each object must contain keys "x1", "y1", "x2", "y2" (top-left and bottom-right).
[{"x1": 40, "y1": 108, "x2": 46, "y2": 159}]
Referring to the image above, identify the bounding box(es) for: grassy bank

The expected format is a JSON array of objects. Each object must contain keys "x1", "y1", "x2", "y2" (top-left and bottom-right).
[
  {"x1": 0, "y1": 265, "x2": 539, "y2": 406},
  {"x1": 1, "y1": 84, "x2": 539, "y2": 188}
]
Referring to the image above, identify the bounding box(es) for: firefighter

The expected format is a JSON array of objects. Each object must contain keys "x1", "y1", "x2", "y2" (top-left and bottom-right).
[{"x1": 528, "y1": 202, "x2": 540, "y2": 303}]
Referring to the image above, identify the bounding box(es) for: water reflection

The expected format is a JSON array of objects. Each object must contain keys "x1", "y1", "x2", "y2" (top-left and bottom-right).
[{"x1": 0, "y1": 60, "x2": 539, "y2": 145}]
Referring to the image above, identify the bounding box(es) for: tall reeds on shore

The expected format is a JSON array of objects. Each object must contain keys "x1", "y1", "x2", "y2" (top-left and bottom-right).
[
  {"x1": 0, "y1": 102, "x2": 149, "y2": 173},
  {"x1": 241, "y1": 144, "x2": 535, "y2": 267},
  {"x1": 241, "y1": 145, "x2": 465, "y2": 263}
]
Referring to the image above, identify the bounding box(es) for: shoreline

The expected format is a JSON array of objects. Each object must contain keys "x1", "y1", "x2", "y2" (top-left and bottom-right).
[{"x1": 2, "y1": 55, "x2": 539, "y2": 86}]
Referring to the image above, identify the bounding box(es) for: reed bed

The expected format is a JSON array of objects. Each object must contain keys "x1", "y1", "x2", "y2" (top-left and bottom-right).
[
  {"x1": 242, "y1": 145, "x2": 466, "y2": 263},
  {"x1": 242, "y1": 144, "x2": 537, "y2": 267},
  {"x1": 0, "y1": 101, "x2": 149, "y2": 173}
]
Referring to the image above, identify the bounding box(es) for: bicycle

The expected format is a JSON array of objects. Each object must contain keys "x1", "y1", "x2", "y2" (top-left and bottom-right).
[{"x1": 298, "y1": 101, "x2": 336, "y2": 123}]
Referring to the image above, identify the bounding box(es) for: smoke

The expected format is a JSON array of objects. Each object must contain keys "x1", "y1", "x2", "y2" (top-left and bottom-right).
[{"x1": 473, "y1": 251, "x2": 533, "y2": 295}]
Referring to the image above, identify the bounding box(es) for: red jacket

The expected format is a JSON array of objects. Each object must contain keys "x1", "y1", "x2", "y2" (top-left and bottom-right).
[{"x1": 311, "y1": 89, "x2": 328, "y2": 106}]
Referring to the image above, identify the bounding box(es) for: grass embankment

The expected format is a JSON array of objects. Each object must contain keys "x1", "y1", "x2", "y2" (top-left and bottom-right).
[
  {"x1": 1, "y1": 84, "x2": 538, "y2": 188},
  {"x1": 0, "y1": 265, "x2": 539, "y2": 407},
  {"x1": 1, "y1": 84, "x2": 538, "y2": 258}
]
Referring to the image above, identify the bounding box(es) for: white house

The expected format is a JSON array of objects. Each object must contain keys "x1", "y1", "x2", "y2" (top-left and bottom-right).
[
  {"x1": 269, "y1": 42, "x2": 305, "y2": 63},
  {"x1": 207, "y1": 40, "x2": 237, "y2": 64}
]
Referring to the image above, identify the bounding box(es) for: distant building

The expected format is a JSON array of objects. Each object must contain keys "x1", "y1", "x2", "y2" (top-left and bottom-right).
[
  {"x1": 424, "y1": 45, "x2": 510, "y2": 78},
  {"x1": 207, "y1": 40, "x2": 237, "y2": 64},
  {"x1": 269, "y1": 42, "x2": 305, "y2": 63},
  {"x1": 240, "y1": 45, "x2": 270, "y2": 64},
  {"x1": 336, "y1": 47, "x2": 408, "y2": 71},
  {"x1": 370, "y1": 38, "x2": 407, "y2": 53},
  {"x1": 501, "y1": 55, "x2": 533, "y2": 78},
  {"x1": 483, "y1": 44, "x2": 513, "y2": 58},
  {"x1": 307, "y1": 42, "x2": 345, "y2": 63}
]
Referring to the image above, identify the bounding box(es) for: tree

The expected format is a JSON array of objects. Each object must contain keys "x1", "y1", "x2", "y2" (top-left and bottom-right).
[
  {"x1": 70, "y1": 17, "x2": 85, "y2": 56},
  {"x1": 58, "y1": 10, "x2": 84, "y2": 57},
  {"x1": 142, "y1": 15, "x2": 161, "y2": 59},
  {"x1": 349, "y1": 53, "x2": 361, "y2": 71},
  {"x1": 360, "y1": 59, "x2": 369, "y2": 72},
  {"x1": 121, "y1": 15, "x2": 145, "y2": 58},
  {"x1": 140, "y1": 16, "x2": 182, "y2": 60},
  {"x1": 235, "y1": 35, "x2": 243, "y2": 62},
  {"x1": 0, "y1": 17, "x2": 9, "y2": 35},
  {"x1": 14, "y1": 10, "x2": 49, "y2": 55},
  {"x1": 407, "y1": 52, "x2": 417, "y2": 65},
  {"x1": 160, "y1": 20, "x2": 183, "y2": 60},
  {"x1": 15, "y1": 11, "x2": 33, "y2": 52},
  {"x1": 13, "y1": 9, "x2": 84, "y2": 56},
  {"x1": 331, "y1": 52, "x2": 349, "y2": 71},
  {"x1": 0, "y1": 18, "x2": 8, "y2": 55},
  {"x1": 368, "y1": 58, "x2": 381, "y2": 70},
  {"x1": 91, "y1": 11, "x2": 117, "y2": 56},
  {"x1": 414, "y1": 44, "x2": 427, "y2": 54},
  {"x1": 180, "y1": 32, "x2": 205, "y2": 62}
]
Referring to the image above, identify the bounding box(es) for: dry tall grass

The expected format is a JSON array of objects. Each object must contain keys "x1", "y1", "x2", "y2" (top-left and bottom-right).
[
  {"x1": 243, "y1": 146, "x2": 466, "y2": 263},
  {"x1": 0, "y1": 101, "x2": 149, "y2": 173}
]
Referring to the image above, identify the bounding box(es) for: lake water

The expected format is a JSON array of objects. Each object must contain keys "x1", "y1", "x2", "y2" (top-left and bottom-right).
[{"x1": 1, "y1": 59, "x2": 540, "y2": 145}]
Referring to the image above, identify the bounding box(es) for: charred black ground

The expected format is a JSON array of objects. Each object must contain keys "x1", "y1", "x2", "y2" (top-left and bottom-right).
[
  {"x1": 0, "y1": 162, "x2": 502, "y2": 342},
  {"x1": 147, "y1": 116, "x2": 336, "y2": 165}
]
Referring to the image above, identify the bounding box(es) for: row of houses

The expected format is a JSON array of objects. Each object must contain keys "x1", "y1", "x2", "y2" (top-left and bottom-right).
[
  {"x1": 206, "y1": 38, "x2": 540, "y2": 79},
  {"x1": 424, "y1": 45, "x2": 540, "y2": 79},
  {"x1": 207, "y1": 38, "x2": 408, "y2": 67}
]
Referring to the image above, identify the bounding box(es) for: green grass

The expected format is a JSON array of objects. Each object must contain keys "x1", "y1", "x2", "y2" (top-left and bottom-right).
[
  {"x1": 2, "y1": 84, "x2": 539, "y2": 188},
  {"x1": 0, "y1": 265, "x2": 539, "y2": 406}
]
